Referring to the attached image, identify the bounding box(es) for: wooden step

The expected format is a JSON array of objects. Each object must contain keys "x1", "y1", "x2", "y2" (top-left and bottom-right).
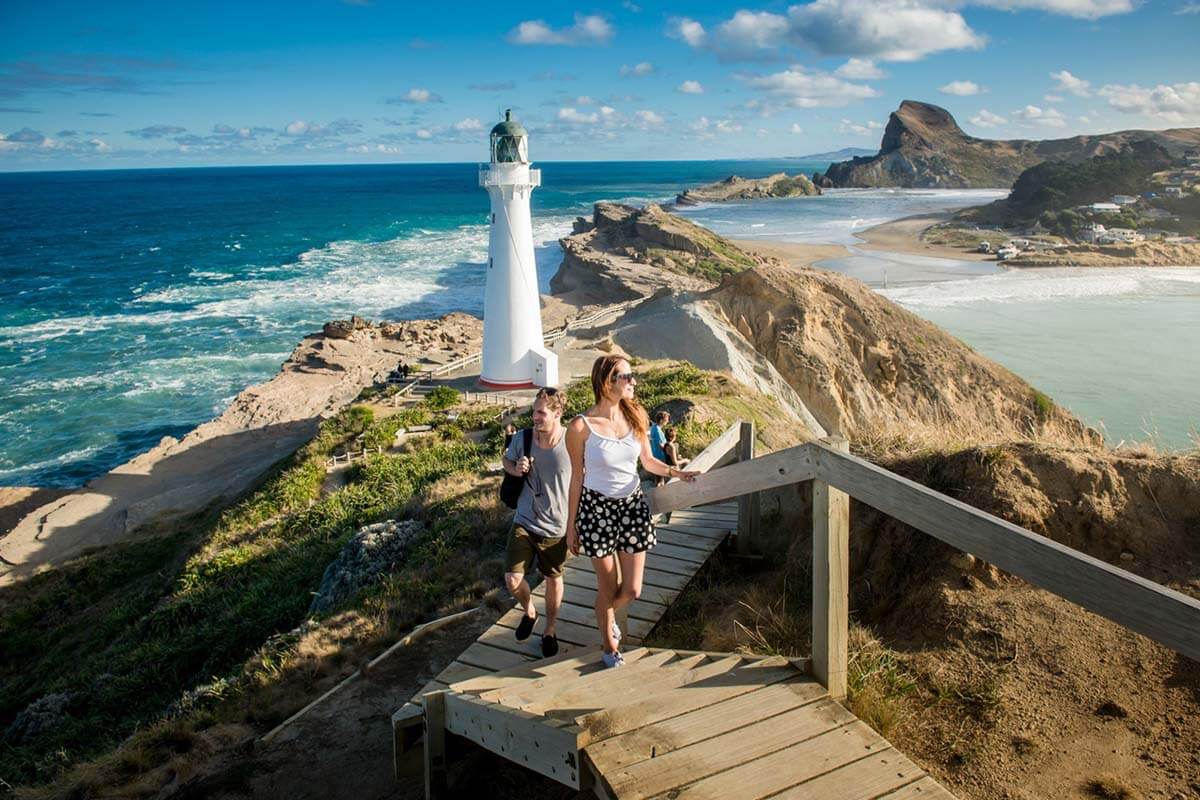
[
  {"x1": 523, "y1": 654, "x2": 715, "y2": 718},
  {"x1": 877, "y1": 777, "x2": 959, "y2": 799},
  {"x1": 530, "y1": 581, "x2": 668, "y2": 623},
  {"x1": 478, "y1": 649, "x2": 680, "y2": 708}
]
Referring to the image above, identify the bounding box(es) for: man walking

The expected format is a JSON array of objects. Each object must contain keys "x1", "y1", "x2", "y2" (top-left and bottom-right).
[{"x1": 502, "y1": 387, "x2": 570, "y2": 657}]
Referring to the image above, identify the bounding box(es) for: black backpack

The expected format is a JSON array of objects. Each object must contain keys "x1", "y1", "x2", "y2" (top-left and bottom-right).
[{"x1": 500, "y1": 428, "x2": 534, "y2": 509}]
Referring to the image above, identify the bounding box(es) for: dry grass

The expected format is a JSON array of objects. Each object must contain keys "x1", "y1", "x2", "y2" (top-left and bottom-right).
[{"x1": 1086, "y1": 774, "x2": 1142, "y2": 800}]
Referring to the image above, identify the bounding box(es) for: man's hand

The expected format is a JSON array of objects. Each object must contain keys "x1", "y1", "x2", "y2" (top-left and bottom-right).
[
  {"x1": 516, "y1": 456, "x2": 532, "y2": 475},
  {"x1": 567, "y1": 524, "x2": 580, "y2": 556}
]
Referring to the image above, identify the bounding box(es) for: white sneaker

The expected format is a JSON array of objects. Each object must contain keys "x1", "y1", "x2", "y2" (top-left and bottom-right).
[{"x1": 602, "y1": 650, "x2": 625, "y2": 669}]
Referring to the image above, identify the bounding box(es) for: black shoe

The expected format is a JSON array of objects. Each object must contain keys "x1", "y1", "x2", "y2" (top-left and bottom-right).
[
  {"x1": 541, "y1": 634, "x2": 559, "y2": 658},
  {"x1": 515, "y1": 611, "x2": 537, "y2": 642}
]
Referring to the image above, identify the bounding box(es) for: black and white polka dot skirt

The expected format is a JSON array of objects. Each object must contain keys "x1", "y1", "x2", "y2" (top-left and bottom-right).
[{"x1": 577, "y1": 485, "x2": 656, "y2": 558}]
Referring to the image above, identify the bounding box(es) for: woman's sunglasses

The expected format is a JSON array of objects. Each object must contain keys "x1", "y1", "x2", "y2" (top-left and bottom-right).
[{"x1": 611, "y1": 372, "x2": 637, "y2": 382}]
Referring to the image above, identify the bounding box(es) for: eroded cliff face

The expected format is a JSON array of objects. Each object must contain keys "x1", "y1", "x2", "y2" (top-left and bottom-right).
[
  {"x1": 823, "y1": 100, "x2": 1200, "y2": 189},
  {"x1": 707, "y1": 263, "x2": 1087, "y2": 440}
]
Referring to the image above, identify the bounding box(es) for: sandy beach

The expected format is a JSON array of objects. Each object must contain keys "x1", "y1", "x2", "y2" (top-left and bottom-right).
[{"x1": 855, "y1": 212, "x2": 995, "y2": 262}]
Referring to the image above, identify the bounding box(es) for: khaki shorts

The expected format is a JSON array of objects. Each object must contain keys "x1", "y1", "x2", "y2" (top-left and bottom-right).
[{"x1": 505, "y1": 524, "x2": 568, "y2": 579}]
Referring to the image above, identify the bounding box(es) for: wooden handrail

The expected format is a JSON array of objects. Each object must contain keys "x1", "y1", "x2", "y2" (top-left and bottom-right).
[{"x1": 646, "y1": 439, "x2": 1200, "y2": 665}]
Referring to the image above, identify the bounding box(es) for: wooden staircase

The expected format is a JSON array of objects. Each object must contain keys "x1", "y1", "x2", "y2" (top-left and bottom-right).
[{"x1": 423, "y1": 647, "x2": 956, "y2": 799}]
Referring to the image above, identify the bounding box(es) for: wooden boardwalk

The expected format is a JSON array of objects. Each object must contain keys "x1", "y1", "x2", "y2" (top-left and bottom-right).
[
  {"x1": 422, "y1": 646, "x2": 957, "y2": 799},
  {"x1": 391, "y1": 502, "x2": 740, "y2": 740}
]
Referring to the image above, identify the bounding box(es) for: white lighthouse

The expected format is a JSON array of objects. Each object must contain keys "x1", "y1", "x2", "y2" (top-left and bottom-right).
[{"x1": 478, "y1": 110, "x2": 558, "y2": 390}]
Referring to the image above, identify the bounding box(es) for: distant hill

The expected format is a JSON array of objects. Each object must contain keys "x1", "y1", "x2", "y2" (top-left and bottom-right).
[
  {"x1": 796, "y1": 147, "x2": 877, "y2": 162},
  {"x1": 821, "y1": 100, "x2": 1200, "y2": 189}
]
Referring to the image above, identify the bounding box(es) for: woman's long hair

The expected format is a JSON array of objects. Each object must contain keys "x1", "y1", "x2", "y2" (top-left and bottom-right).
[{"x1": 590, "y1": 355, "x2": 649, "y2": 438}]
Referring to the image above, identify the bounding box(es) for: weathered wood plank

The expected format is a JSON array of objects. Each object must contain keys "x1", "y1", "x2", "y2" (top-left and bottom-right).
[
  {"x1": 423, "y1": 691, "x2": 448, "y2": 800},
  {"x1": 737, "y1": 420, "x2": 761, "y2": 555},
  {"x1": 583, "y1": 675, "x2": 825, "y2": 772},
  {"x1": 645, "y1": 541, "x2": 709, "y2": 565},
  {"x1": 479, "y1": 650, "x2": 681, "y2": 708},
  {"x1": 877, "y1": 776, "x2": 959, "y2": 799},
  {"x1": 652, "y1": 528, "x2": 723, "y2": 553},
  {"x1": 530, "y1": 581, "x2": 667, "y2": 622},
  {"x1": 644, "y1": 722, "x2": 886, "y2": 800},
  {"x1": 575, "y1": 659, "x2": 809, "y2": 744},
  {"x1": 602, "y1": 698, "x2": 856, "y2": 800},
  {"x1": 494, "y1": 609, "x2": 604, "y2": 648},
  {"x1": 648, "y1": 443, "x2": 818, "y2": 515},
  {"x1": 456, "y1": 642, "x2": 536, "y2": 672},
  {"x1": 443, "y1": 693, "x2": 583, "y2": 788},
  {"x1": 812, "y1": 437, "x2": 850, "y2": 699},
  {"x1": 813, "y1": 441, "x2": 1200, "y2": 662},
  {"x1": 446, "y1": 649, "x2": 642, "y2": 694},
  {"x1": 524, "y1": 654, "x2": 712, "y2": 718},
  {"x1": 767, "y1": 748, "x2": 925, "y2": 800},
  {"x1": 654, "y1": 523, "x2": 729, "y2": 540}
]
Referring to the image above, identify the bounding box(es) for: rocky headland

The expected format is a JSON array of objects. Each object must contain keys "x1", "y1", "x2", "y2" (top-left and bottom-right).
[
  {"x1": 674, "y1": 172, "x2": 820, "y2": 206},
  {"x1": 822, "y1": 100, "x2": 1200, "y2": 189}
]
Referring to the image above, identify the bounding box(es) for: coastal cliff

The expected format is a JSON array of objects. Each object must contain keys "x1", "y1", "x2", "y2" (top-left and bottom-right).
[
  {"x1": 822, "y1": 100, "x2": 1200, "y2": 189},
  {"x1": 551, "y1": 202, "x2": 763, "y2": 303},
  {"x1": 675, "y1": 172, "x2": 820, "y2": 206}
]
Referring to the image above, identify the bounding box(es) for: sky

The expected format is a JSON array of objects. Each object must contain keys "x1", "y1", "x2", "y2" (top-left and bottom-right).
[{"x1": 0, "y1": 0, "x2": 1197, "y2": 171}]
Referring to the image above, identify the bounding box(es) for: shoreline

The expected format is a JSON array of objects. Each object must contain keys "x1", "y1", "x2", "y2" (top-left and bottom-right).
[{"x1": 855, "y1": 211, "x2": 996, "y2": 262}]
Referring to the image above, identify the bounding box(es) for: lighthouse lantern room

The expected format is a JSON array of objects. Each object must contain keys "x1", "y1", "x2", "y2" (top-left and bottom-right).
[{"x1": 478, "y1": 109, "x2": 557, "y2": 390}]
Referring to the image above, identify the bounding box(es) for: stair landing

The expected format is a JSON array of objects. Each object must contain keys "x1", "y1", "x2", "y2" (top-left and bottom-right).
[{"x1": 425, "y1": 647, "x2": 957, "y2": 800}]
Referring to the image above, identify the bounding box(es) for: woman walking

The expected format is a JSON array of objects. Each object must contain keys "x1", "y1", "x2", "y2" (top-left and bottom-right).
[{"x1": 566, "y1": 355, "x2": 697, "y2": 668}]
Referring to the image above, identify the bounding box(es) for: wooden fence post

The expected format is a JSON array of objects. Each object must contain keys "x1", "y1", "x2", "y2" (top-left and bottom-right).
[
  {"x1": 812, "y1": 436, "x2": 850, "y2": 700},
  {"x1": 736, "y1": 421, "x2": 760, "y2": 555},
  {"x1": 423, "y1": 691, "x2": 448, "y2": 800}
]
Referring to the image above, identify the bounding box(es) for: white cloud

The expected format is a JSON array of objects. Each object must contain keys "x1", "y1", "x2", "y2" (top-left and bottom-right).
[
  {"x1": 839, "y1": 118, "x2": 883, "y2": 136},
  {"x1": 744, "y1": 66, "x2": 880, "y2": 107},
  {"x1": 1098, "y1": 81, "x2": 1200, "y2": 123},
  {"x1": 415, "y1": 129, "x2": 433, "y2": 139},
  {"x1": 969, "y1": 109, "x2": 1007, "y2": 127},
  {"x1": 557, "y1": 107, "x2": 600, "y2": 124},
  {"x1": 1011, "y1": 105, "x2": 1067, "y2": 127},
  {"x1": 1050, "y1": 70, "x2": 1091, "y2": 97},
  {"x1": 834, "y1": 58, "x2": 885, "y2": 79},
  {"x1": 1044, "y1": 94, "x2": 1065, "y2": 103},
  {"x1": 508, "y1": 14, "x2": 613, "y2": 46},
  {"x1": 790, "y1": 123, "x2": 804, "y2": 134},
  {"x1": 974, "y1": 0, "x2": 1134, "y2": 18},
  {"x1": 285, "y1": 120, "x2": 309, "y2": 136},
  {"x1": 677, "y1": 80, "x2": 705, "y2": 94},
  {"x1": 620, "y1": 62, "x2": 655, "y2": 77},
  {"x1": 1176, "y1": 1, "x2": 1200, "y2": 12},
  {"x1": 88, "y1": 138, "x2": 111, "y2": 153},
  {"x1": 635, "y1": 109, "x2": 666, "y2": 128},
  {"x1": 668, "y1": 17, "x2": 707, "y2": 47},
  {"x1": 453, "y1": 117, "x2": 483, "y2": 132},
  {"x1": 575, "y1": 95, "x2": 596, "y2": 105},
  {"x1": 940, "y1": 80, "x2": 983, "y2": 96},
  {"x1": 688, "y1": 116, "x2": 743, "y2": 138},
  {"x1": 390, "y1": 88, "x2": 443, "y2": 104},
  {"x1": 788, "y1": 0, "x2": 986, "y2": 61},
  {"x1": 282, "y1": 119, "x2": 362, "y2": 139}
]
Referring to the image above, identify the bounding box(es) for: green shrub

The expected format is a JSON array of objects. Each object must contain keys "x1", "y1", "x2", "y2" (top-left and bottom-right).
[{"x1": 423, "y1": 386, "x2": 460, "y2": 411}]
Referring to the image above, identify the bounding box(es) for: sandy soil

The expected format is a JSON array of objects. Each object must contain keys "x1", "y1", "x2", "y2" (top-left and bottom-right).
[{"x1": 855, "y1": 213, "x2": 995, "y2": 262}]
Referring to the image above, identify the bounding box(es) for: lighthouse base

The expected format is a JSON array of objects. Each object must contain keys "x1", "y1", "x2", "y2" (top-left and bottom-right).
[{"x1": 478, "y1": 376, "x2": 538, "y2": 390}]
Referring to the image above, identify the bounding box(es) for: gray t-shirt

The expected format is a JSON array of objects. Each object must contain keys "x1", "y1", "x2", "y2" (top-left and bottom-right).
[{"x1": 504, "y1": 428, "x2": 570, "y2": 539}]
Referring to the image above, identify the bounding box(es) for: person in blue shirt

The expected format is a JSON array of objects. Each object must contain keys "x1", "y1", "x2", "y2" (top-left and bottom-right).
[{"x1": 649, "y1": 411, "x2": 669, "y2": 467}]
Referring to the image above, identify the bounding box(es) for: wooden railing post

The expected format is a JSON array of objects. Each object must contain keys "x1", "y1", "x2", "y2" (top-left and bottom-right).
[
  {"x1": 736, "y1": 421, "x2": 760, "y2": 555},
  {"x1": 423, "y1": 691, "x2": 448, "y2": 799},
  {"x1": 812, "y1": 436, "x2": 850, "y2": 700}
]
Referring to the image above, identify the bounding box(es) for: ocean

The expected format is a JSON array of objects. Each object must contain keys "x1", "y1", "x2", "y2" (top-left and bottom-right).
[{"x1": 0, "y1": 163, "x2": 1195, "y2": 487}]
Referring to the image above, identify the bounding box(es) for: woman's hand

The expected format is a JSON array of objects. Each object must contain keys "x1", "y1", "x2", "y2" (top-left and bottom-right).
[
  {"x1": 673, "y1": 469, "x2": 700, "y2": 482},
  {"x1": 567, "y1": 523, "x2": 580, "y2": 556}
]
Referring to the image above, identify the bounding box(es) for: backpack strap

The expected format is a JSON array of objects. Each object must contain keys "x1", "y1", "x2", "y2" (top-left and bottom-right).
[{"x1": 522, "y1": 427, "x2": 534, "y2": 458}]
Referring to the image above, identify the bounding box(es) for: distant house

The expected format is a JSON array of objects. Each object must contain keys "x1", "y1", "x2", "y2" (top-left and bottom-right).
[
  {"x1": 1111, "y1": 195, "x2": 1138, "y2": 206},
  {"x1": 1088, "y1": 202, "x2": 1122, "y2": 213},
  {"x1": 1164, "y1": 187, "x2": 1185, "y2": 197},
  {"x1": 1141, "y1": 191, "x2": 1157, "y2": 199},
  {"x1": 1078, "y1": 223, "x2": 1106, "y2": 243},
  {"x1": 1098, "y1": 228, "x2": 1143, "y2": 244},
  {"x1": 1140, "y1": 207, "x2": 1177, "y2": 221}
]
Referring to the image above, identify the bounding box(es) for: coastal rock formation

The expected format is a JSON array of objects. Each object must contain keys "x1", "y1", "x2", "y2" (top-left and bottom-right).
[
  {"x1": 308, "y1": 519, "x2": 424, "y2": 614},
  {"x1": 708, "y1": 262, "x2": 1087, "y2": 440},
  {"x1": 551, "y1": 202, "x2": 763, "y2": 304},
  {"x1": 822, "y1": 100, "x2": 1200, "y2": 189},
  {"x1": 675, "y1": 172, "x2": 820, "y2": 206}
]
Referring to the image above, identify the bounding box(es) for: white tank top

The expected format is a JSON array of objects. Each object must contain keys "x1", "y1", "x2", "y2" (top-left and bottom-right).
[{"x1": 577, "y1": 415, "x2": 641, "y2": 498}]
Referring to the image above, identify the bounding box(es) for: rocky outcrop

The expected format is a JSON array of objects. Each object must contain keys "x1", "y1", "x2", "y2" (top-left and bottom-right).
[
  {"x1": 822, "y1": 100, "x2": 1200, "y2": 189},
  {"x1": 708, "y1": 262, "x2": 1091, "y2": 441},
  {"x1": 1010, "y1": 240, "x2": 1200, "y2": 267},
  {"x1": 551, "y1": 202, "x2": 763, "y2": 304},
  {"x1": 309, "y1": 519, "x2": 424, "y2": 614},
  {"x1": 675, "y1": 172, "x2": 820, "y2": 205}
]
